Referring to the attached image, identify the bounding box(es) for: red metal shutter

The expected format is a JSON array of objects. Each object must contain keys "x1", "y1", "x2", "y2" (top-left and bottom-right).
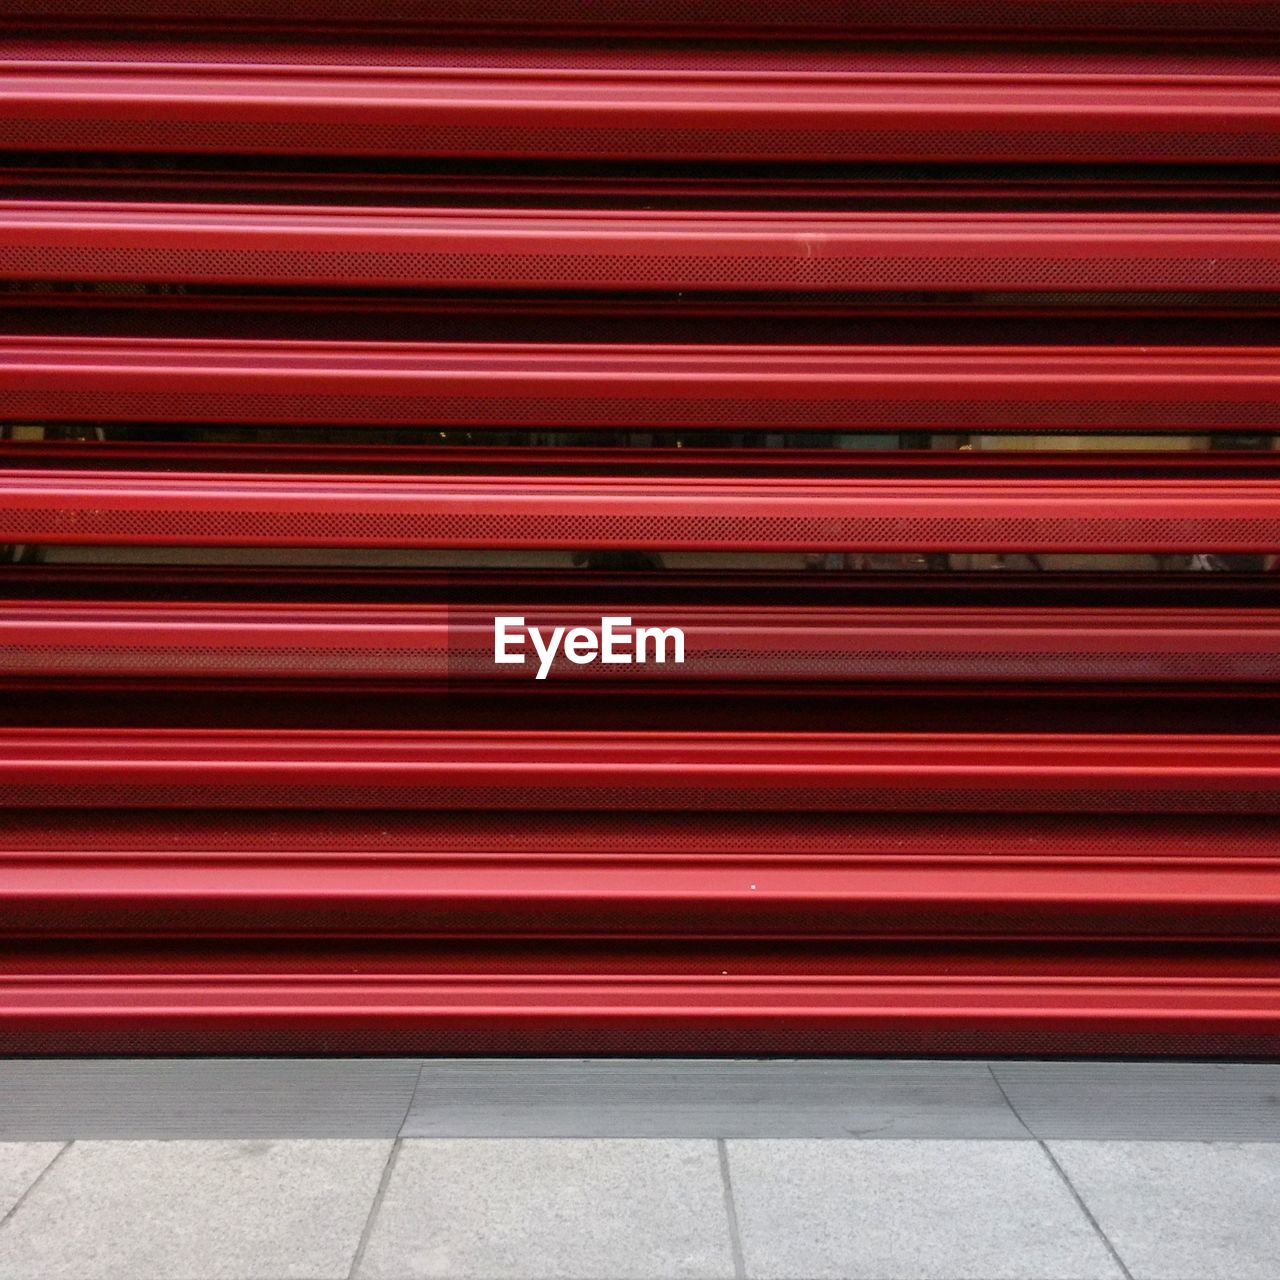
[{"x1": 2, "y1": 0, "x2": 1279, "y2": 1057}]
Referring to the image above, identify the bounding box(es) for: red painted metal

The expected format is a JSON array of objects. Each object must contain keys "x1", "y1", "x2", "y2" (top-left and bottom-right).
[
  {"x1": 3, "y1": 47, "x2": 1280, "y2": 163},
  {"x1": 6, "y1": 807, "x2": 1272, "y2": 856},
  {"x1": 8, "y1": 338, "x2": 1280, "y2": 432},
  {"x1": 5, "y1": 7, "x2": 1280, "y2": 1062},
  {"x1": 0, "y1": 602, "x2": 1277, "y2": 684},
  {"x1": 2, "y1": 943, "x2": 1278, "y2": 1057},
  {"x1": 3, "y1": 808, "x2": 1279, "y2": 939},
  {"x1": 5, "y1": 204, "x2": 1280, "y2": 294},
  {"x1": 6, "y1": 854, "x2": 1280, "y2": 939},
  {"x1": 0, "y1": 729, "x2": 1275, "y2": 811},
  {"x1": 1, "y1": 467, "x2": 1277, "y2": 552}
]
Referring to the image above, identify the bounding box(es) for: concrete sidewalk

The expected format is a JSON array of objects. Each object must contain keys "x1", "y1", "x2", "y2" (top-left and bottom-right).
[
  {"x1": 1, "y1": 1061, "x2": 1278, "y2": 1280},
  {"x1": 3, "y1": 1135, "x2": 1280, "y2": 1279}
]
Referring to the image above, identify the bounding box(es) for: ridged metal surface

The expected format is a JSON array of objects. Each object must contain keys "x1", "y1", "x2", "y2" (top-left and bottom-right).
[
  {"x1": 1, "y1": 468, "x2": 1277, "y2": 551},
  {"x1": 0, "y1": 730, "x2": 1275, "y2": 811},
  {"x1": 3, "y1": 45, "x2": 1279, "y2": 163},
  {"x1": 1, "y1": 602, "x2": 1278, "y2": 684},
  {"x1": 6, "y1": 204, "x2": 1280, "y2": 294},
  {"x1": 7, "y1": 339, "x2": 1280, "y2": 431},
  {"x1": 3, "y1": 943, "x2": 1279, "y2": 1056},
  {"x1": 3, "y1": 9, "x2": 1280, "y2": 1059},
  {"x1": 6, "y1": 837, "x2": 1280, "y2": 938}
]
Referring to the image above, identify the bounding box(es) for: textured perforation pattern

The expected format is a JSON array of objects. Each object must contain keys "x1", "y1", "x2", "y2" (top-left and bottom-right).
[
  {"x1": 3, "y1": 503, "x2": 1278, "y2": 550},
  {"x1": 6, "y1": 809, "x2": 1277, "y2": 856},
  {"x1": 5, "y1": 641, "x2": 1280, "y2": 682},
  {"x1": 7, "y1": 1, "x2": 1280, "y2": 1059},
  {"x1": 449, "y1": 645, "x2": 1280, "y2": 682},
  {"x1": 3, "y1": 782, "x2": 1278, "y2": 812},
  {"x1": 6, "y1": 242, "x2": 1280, "y2": 291},
  {"x1": 4, "y1": 117, "x2": 1280, "y2": 164},
  {"x1": 0, "y1": 643, "x2": 446, "y2": 677},
  {"x1": 8, "y1": 388, "x2": 1280, "y2": 430}
]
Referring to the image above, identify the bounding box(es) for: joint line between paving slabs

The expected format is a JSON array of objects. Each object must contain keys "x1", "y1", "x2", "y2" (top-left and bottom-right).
[
  {"x1": 0, "y1": 1141, "x2": 72, "y2": 1235},
  {"x1": 717, "y1": 1137, "x2": 748, "y2": 1280}
]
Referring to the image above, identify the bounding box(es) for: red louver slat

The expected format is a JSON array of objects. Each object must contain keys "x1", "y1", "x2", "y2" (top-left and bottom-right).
[
  {"x1": 5, "y1": 205, "x2": 1280, "y2": 294},
  {"x1": 3, "y1": 944, "x2": 1279, "y2": 1057},
  {"x1": 3, "y1": 49, "x2": 1279, "y2": 163},
  {"x1": 0, "y1": 603, "x2": 1278, "y2": 684},
  {"x1": 7, "y1": 339, "x2": 1280, "y2": 432},
  {"x1": 1, "y1": 469, "x2": 1277, "y2": 551},
  {"x1": 6, "y1": 808, "x2": 1276, "y2": 855},
  {"x1": 0, "y1": 730, "x2": 1276, "y2": 811},
  {"x1": 5, "y1": 827, "x2": 1280, "y2": 938}
]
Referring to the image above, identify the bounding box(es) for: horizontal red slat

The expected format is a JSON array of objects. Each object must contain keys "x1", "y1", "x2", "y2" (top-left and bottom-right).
[
  {"x1": 1, "y1": 468, "x2": 1278, "y2": 551},
  {"x1": 3, "y1": 47, "x2": 1279, "y2": 163},
  {"x1": 4, "y1": 204, "x2": 1280, "y2": 294},
  {"x1": 1, "y1": 602, "x2": 1278, "y2": 684},
  {"x1": 7, "y1": 338, "x2": 1280, "y2": 431},
  {"x1": 2, "y1": 944, "x2": 1277, "y2": 1055},
  {"x1": 5, "y1": 828, "x2": 1280, "y2": 937},
  {"x1": 9, "y1": 807, "x2": 1275, "y2": 855},
  {"x1": 0, "y1": 729, "x2": 1276, "y2": 810},
  {"x1": 7, "y1": 862, "x2": 1280, "y2": 938}
]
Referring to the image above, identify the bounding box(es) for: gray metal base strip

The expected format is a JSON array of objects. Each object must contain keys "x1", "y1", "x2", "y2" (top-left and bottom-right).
[{"x1": 3, "y1": 1059, "x2": 1280, "y2": 1141}]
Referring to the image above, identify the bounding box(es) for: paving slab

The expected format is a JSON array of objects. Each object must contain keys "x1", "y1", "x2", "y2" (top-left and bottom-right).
[
  {"x1": 0, "y1": 1138, "x2": 392, "y2": 1280},
  {"x1": 995, "y1": 1062, "x2": 1280, "y2": 1141},
  {"x1": 0, "y1": 1059, "x2": 422, "y2": 1139},
  {"x1": 1051, "y1": 1140, "x2": 1280, "y2": 1280},
  {"x1": 726, "y1": 1138, "x2": 1122, "y2": 1280},
  {"x1": 404, "y1": 1058, "x2": 1023, "y2": 1138},
  {"x1": 357, "y1": 1138, "x2": 735, "y2": 1279},
  {"x1": 0, "y1": 1143, "x2": 63, "y2": 1219},
  {"x1": 6, "y1": 1059, "x2": 1279, "y2": 1142}
]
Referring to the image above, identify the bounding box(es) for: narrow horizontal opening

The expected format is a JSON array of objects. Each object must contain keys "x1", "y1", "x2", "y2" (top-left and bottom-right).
[
  {"x1": 12, "y1": 300, "x2": 1280, "y2": 346},
  {"x1": 4, "y1": 428, "x2": 1279, "y2": 459},
  {"x1": 4, "y1": 563, "x2": 1277, "y2": 608},
  {"x1": 0, "y1": 685, "x2": 1277, "y2": 733},
  {"x1": 8, "y1": 153, "x2": 1280, "y2": 212}
]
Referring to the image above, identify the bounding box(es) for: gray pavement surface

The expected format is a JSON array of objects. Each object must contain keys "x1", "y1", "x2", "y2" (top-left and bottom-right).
[
  {"x1": 9, "y1": 1059, "x2": 1280, "y2": 1142},
  {"x1": 4, "y1": 1135, "x2": 1280, "y2": 1279},
  {"x1": 1, "y1": 1061, "x2": 1279, "y2": 1279}
]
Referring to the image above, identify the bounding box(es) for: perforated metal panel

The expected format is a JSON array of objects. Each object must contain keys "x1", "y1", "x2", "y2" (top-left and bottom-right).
[
  {"x1": 2, "y1": 2, "x2": 1280, "y2": 1057},
  {"x1": 6, "y1": 206, "x2": 1280, "y2": 292},
  {"x1": 3, "y1": 48, "x2": 1280, "y2": 162},
  {"x1": 7, "y1": 340, "x2": 1280, "y2": 431},
  {"x1": 4, "y1": 603, "x2": 1280, "y2": 683},
  {"x1": 1, "y1": 470, "x2": 1277, "y2": 552}
]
